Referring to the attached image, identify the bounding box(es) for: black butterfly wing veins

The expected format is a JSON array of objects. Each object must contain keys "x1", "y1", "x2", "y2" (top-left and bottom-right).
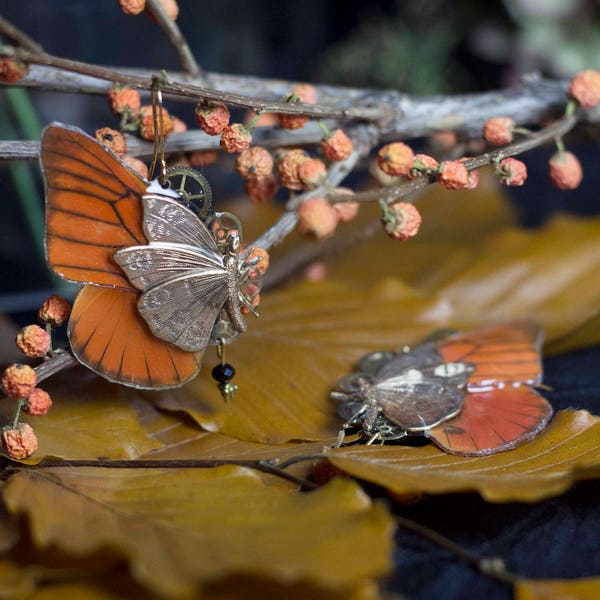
[
  {"x1": 369, "y1": 340, "x2": 476, "y2": 432},
  {"x1": 114, "y1": 196, "x2": 236, "y2": 353}
]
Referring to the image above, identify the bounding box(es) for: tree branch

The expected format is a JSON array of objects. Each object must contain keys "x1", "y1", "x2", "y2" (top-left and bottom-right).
[
  {"x1": 144, "y1": 0, "x2": 202, "y2": 77},
  {"x1": 0, "y1": 44, "x2": 383, "y2": 123}
]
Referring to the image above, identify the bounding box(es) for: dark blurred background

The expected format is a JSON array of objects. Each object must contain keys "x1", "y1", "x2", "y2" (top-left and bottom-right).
[
  {"x1": 1, "y1": 0, "x2": 600, "y2": 318},
  {"x1": 0, "y1": 3, "x2": 599, "y2": 599}
]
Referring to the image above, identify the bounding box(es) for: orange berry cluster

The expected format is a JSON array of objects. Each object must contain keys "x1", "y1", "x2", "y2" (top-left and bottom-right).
[{"x1": 1, "y1": 295, "x2": 71, "y2": 460}]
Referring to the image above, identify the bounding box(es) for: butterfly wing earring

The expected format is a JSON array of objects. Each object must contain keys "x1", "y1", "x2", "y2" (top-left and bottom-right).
[
  {"x1": 41, "y1": 122, "x2": 260, "y2": 394},
  {"x1": 332, "y1": 321, "x2": 553, "y2": 456}
]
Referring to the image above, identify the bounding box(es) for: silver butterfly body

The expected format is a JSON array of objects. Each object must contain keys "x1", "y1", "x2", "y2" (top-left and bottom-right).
[
  {"x1": 113, "y1": 191, "x2": 246, "y2": 353},
  {"x1": 331, "y1": 341, "x2": 476, "y2": 442}
]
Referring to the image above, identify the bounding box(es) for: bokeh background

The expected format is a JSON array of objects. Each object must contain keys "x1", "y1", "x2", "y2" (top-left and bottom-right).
[
  {"x1": 0, "y1": 3, "x2": 599, "y2": 599},
  {"x1": 1, "y1": 0, "x2": 600, "y2": 319}
]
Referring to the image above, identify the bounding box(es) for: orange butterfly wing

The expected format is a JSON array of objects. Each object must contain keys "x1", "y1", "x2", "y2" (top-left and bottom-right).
[
  {"x1": 42, "y1": 124, "x2": 202, "y2": 388},
  {"x1": 42, "y1": 123, "x2": 147, "y2": 289},
  {"x1": 427, "y1": 321, "x2": 552, "y2": 455},
  {"x1": 427, "y1": 388, "x2": 552, "y2": 456},
  {"x1": 438, "y1": 321, "x2": 543, "y2": 388},
  {"x1": 69, "y1": 286, "x2": 202, "y2": 388}
]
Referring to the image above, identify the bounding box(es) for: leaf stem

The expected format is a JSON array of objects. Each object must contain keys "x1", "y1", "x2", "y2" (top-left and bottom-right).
[{"x1": 395, "y1": 514, "x2": 520, "y2": 586}]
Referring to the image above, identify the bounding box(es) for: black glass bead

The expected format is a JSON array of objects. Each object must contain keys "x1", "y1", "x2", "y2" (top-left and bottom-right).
[{"x1": 212, "y1": 363, "x2": 235, "y2": 383}]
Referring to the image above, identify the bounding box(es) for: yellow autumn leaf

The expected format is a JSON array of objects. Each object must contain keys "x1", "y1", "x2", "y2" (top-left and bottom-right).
[
  {"x1": 325, "y1": 410, "x2": 600, "y2": 502},
  {"x1": 0, "y1": 373, "x2": 162, "y2": 464},
  {"x1": 516, "y1": 576, "x2": 600, "y2": 600},
  {"x1": 2, "y1": 467, "x2": 394, "y2": 598}
]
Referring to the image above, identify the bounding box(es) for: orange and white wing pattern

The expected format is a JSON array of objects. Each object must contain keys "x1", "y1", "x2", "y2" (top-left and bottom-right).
[
  {"x1": 427, "y1": 321, "x2": 552, "y2": 455},
  {"x1": 41, "y1": 124, "x2": 202, "y2": 388},
  {"x1": 68, "y1": 286, "x2": 202, "y2": 389},
  {"x1": 438, "y1": 321, "x2": 543, "y2": 389},
  {"x1": 41, "y1": 123, "x2": 148, "y2": 290}
]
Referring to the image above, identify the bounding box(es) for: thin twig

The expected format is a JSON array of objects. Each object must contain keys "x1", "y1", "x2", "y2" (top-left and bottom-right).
[
  {"x1": 395, "y1": 514, "x2": 520, "y2": 586},
  {"x1": 8, "y1": 456, "x2": 318, "y2": 490},
  {"x1": 330, "y1": 110, "x2": 580, "y2": 206},
  {"x1": 0, "y1": 15, "x2": 43, "y2": 53},
  {"x1": 252, "y1": 125, "x2": 377, "y2": 252},
  {"x1": 0, "y1": 350, "x2": 78, "y2": 399},
  {"x1": 145, "y1": 0, "x2": 202, "y2": 77},
  {"x1": 0, "y1": 44, "x2": 383, "y2": 123}
]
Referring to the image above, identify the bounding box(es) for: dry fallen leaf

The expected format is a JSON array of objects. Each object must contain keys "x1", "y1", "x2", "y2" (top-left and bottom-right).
[
  {"x1": 148, "y1": 188, "x2": 600, "y2": 445},
  {"x1": 325, "y1": 410, "x2": 600, "y2": 502},
  {"x1": 516, "y1": 576, "x2": 600, "y2": 600},
  {"x1": 0, "y1": 372, "x2": 162, "y2": 464},
  {"x1": 2, "y1": 467, "x2": 394, "y2": 597}
]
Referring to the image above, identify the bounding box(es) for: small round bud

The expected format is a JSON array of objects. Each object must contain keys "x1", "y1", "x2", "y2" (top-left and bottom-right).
[
  {"x1": 321, "y1": 129, "x2": 353, "y2": 162},
  {"x1": 377, "y1": 142, "x2": 415, "y2": 177},
  {"x1": 438, "y1": 160, "x2": 470, "y2": 190},
  {"x1": 122, "y1": 155, "x2": 149, "y2": 179},
  {"x1": 298, "y1": 158, "x2": 327, "y2": 189},
  {"x1": 138, "y1": 105, "x2": 174, "y2": 141},
  {"x1": 330, "y1": 188, "x2": 359, "y2": 222},
  {"x1": 408, "y1": 153, "x2": 439, "y2": 179},
  {"x1": 483, "y1": 117, "x2": 515, "y2": 146},
  {"x1": 24, "y1": 388, "x2": 52, "y2": 416},
  {"x1": 548, "y1": 150, "x2": 583, "y2": 190},
  {"x1": 382, "y1": 202, "x2": 422, "y2": 241},
  {"x1": 2, "y1": 364, "x2": 37, "y2": 400},
  {"x1": 171, "y1": 116, "x2": 187, "y2": 133},
  {"x1": 107, "y1": 87, "x2": 141, "y2": 117},
  {"x1": 119, "y1": 0, "x2": 145, "y2": 15},
  {"x1": 16, "y1": 325, "x2": 50, "y2": 358},
  {"x1": 220, "y1": 124, "x2": 252, "y2": 153},
  {"x1": 95, "y1": 127, "x2": 126, "y2": 157},
  {"x1": 0, "y1": 57, "x2": 29, "y2": 83},
  {"x1": 292, "y1": 84, "x2": 318, "y2": 104},
  {"x1": 498, "y1": 157, "x2": 527, "y2": 187},
  {"x1": 244, "y1": 174, "x2": 278, "y2": 203},
  {"x1": 194, "y1": 100, "x2": 230, "y2": 135},
  {"x1": 235, "y1": 146, "x2": 273, "y2": 179},
  {"x1": 429, "y1": 131, "x2": 457, "y2": 153},
  {"x1": 278, "y1": 113, "x2": 309, "y2": 131},
  {"x1": 297, "y1": 197, "x2": 339, "y2": 240},
  {"x1": 2, "y1": 423, "x2": 38, "y2": 460},
  {"x1": 304, "y1": 261, "x2": 328, "y2": 282},
  {"x1": 278, "y1": 85, "x2": 317, "y2": 130},
  {"x1": 568, "y1": 69, "x2": 600, "y2": 108},
  {"x1": 277, "y1": 149, "x2": 309, "y2": 190},
  {"x1": 38, "y1": 295, "x2": 71, "y2": 328}
]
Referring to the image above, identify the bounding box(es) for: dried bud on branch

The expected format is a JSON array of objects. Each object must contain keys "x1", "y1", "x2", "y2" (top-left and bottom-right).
[
  {"x1": 2, "y1": 423, "x2": 38, "y2": 460},
  {"x1": 548, "y1": 151, "x2": 583, "y2": 190},
  {"x1": 39, "y1": 295, "x2": 71, "y2": 327},
  {"x1": 377, "y1": 142, "x2": 415, "y2": 177},
  {"x1": 95, "y1": 128, "x2": 127, "y2": 157},
  {"x1": 24, "y1": 388, "x2": 53, "y2": 416},
  {"x1": 16, "y1": 325, "x2": 50, "y2": 358},
  {"x1": 297, "y1": 197, "x2": 339, "y2": 240},
  {"x1": 2, "y1": 364, "x2": 37, "y2": 399},
  {"x1": 220, "y1": 124, "x2": 252, "y2": 153}
]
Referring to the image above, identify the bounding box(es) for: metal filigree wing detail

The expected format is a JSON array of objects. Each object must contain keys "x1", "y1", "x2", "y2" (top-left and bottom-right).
[
  {"x1": 369, "y1": 341, "x2": 476, "y2": 432},
  {"x1": 141, "y1": 194, "x2": 219, "y2": 250},
  {"x1": 114, "y1": 242, "x2": 229, "y2": 352},
  {"x1": 113, "y1": 195, "x2": 232, "y2": 353}
]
